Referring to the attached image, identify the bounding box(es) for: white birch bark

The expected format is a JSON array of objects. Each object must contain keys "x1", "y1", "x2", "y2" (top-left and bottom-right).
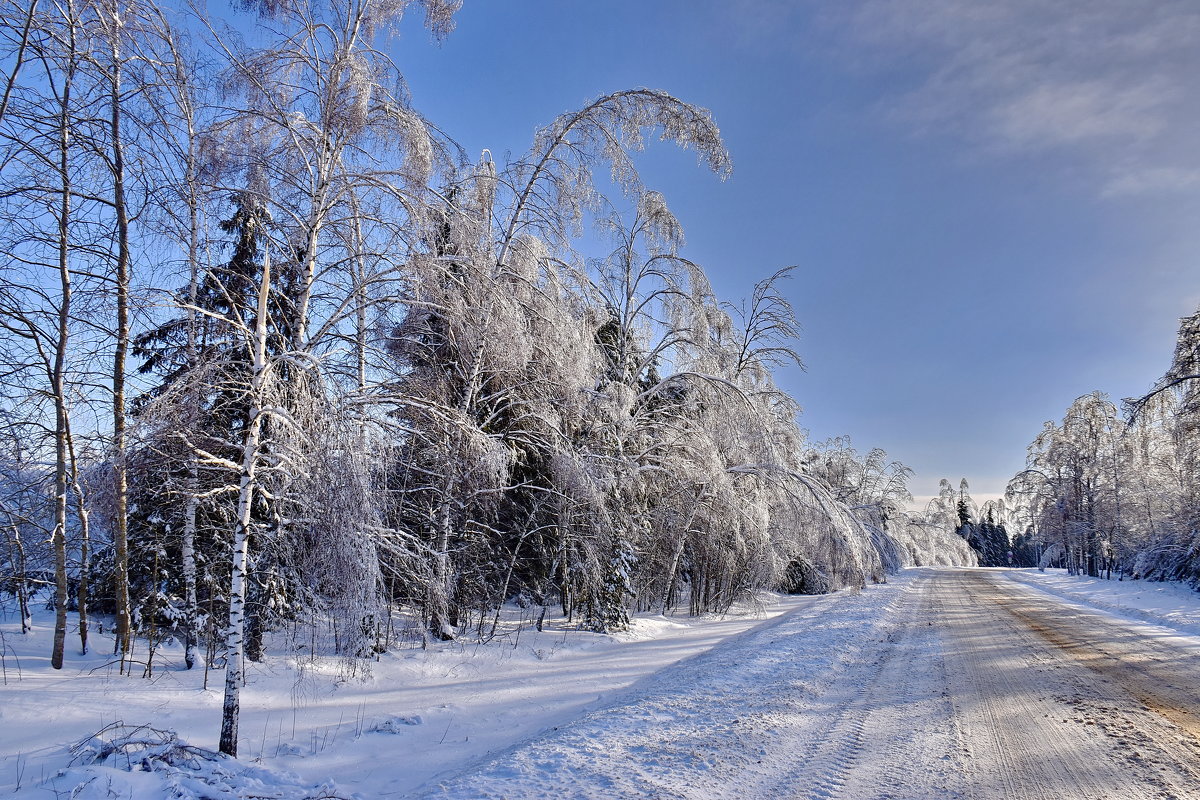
[
  {"x1": 180, "y1": 59, "x2": 202, "y2": 672},
  {"x1": 219, "y1": 242, "x2": 272, "y2": 757}
]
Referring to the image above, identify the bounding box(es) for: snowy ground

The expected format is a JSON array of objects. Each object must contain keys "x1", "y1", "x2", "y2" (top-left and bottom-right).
[
  {"x1": 3, "y1": 568, "x2": 1200, "y2": 798},
  {"x1": 0, "y1": 589, "x2": 818, "y2": 797}
]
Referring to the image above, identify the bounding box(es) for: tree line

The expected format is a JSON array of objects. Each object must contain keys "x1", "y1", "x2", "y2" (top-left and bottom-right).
[
  {"x1": 0, "y1": 0, "x2": 974, "y2": 756},
  {"x1": 1002, "y1": 308, "x2": 1200, "y2": 581}
]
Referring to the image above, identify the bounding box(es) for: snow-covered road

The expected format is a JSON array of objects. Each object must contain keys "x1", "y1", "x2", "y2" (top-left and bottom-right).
[
  {"x1": 419, "y1": 569, "x2": 1200, "y2": 800},
  {"x1": 941, "y1": 570, "x2": 1200, "y2": 799}
]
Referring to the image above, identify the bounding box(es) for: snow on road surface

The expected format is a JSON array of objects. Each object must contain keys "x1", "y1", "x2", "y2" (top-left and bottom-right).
[
  {"x1": 418, "y1": 570, "x2": 961, "y2": 799},
  {"x1": 6, "y1": 568, "x2": 1200, "y2": 799},
  {"x1": 423, "y1": 569, "x2": 1200, "y2": 800},
  {"x1": 1008, "y1": 568, "x2": 1200, "y2": 640},
  {"x1": 942, "y1": 571, "x2": 1200, "y2": 799}
]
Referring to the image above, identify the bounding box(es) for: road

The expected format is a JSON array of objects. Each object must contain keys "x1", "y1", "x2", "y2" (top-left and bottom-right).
[
  {"x1": 938, "y1": 570, "x2": 1200, "y2": 799},
  {"x1": 418, "y1": 569, "x2": 1200, "y2": 799}
]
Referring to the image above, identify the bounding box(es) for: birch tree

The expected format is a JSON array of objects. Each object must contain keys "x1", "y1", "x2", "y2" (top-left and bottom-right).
[
  {"x1": 383, "y1": 88, "x2": 732, "y2": 635},
  {"x1": 0, "y1": 0, "x2": 108, "y2": 670},
  {"x1": 211, "y1": 190, "x2": 276, "y2": 758},
  {"x1": 204, "y1": 0, "x2": 462, "y2": 756}
]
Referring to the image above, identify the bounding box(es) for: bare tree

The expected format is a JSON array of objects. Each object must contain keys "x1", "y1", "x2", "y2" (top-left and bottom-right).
[{"x1": 0, "y1": 0, "x2": 100, "y2": 670}]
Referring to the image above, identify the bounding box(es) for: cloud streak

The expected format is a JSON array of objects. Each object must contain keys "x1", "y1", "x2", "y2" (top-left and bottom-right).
[{"x1": 834, "y1": 0, "x2": 1200, "y2": 195}]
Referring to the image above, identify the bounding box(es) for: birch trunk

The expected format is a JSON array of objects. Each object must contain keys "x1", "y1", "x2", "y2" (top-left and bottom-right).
[
  {"x1": 182, "y1": 487, "x2": 199, "y2": 668},
  {"x1": 105, "y1": 0, "x2": 133, "y2": 663},
  {"x1": 428, "y1": 333, "x2": 489, "y2": 640},
  {"x1": 163, "y1": 19, "x2": 204, "y2": 670},
  {"x1": 292, "y1": 201, "x2": 323, "y2": 351},
  {"x1": 181, "y1": 102, "x2": 201, "y2": 671},
  {"x1": 661, "y1": 489, "x2": 704, "y2": 614},
  {"x1": 219, "y1": 243, "x2": 272, "y2": 757}
]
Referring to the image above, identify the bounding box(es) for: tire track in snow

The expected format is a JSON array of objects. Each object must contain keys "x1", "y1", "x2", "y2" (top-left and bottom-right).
[
  {"x1": 738, "y1": 571, "x2": 966, "y2": 800},
  {"x1": 416, "y1": 571, "x2": 965, "y2": 800},
  {"x1": 415, "y1": 569, "x2": 1200, "y2": 800},
  {"x1": 939, "y1": 573, "x2": 1066, "y2": 800},
  {"x1": 996, "y1": 581, "x2": 1200, "y2": 743},
  {"x1": 942, "y1": 570, "x2": 1200, "y2": 800}
]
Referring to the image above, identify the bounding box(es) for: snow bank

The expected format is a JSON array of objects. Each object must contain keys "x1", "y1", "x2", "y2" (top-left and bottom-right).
[{"x1": 59, "y1": 724, "x2": 344, "y2": 800}]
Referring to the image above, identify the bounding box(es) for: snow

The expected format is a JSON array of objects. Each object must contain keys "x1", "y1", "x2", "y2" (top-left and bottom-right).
[
  {"x1": 5, "y1": 568, "x2": 1200, "y2": 798},
  {"x1": 416, "y1": 570, "x2": 963, "y2": 799},
  {"x1": 0, "y1": 590, "x2": 816, "y2": 797},
  {"x1": 1004, "y1": 567, "x2": 1200, "y2": 639}
]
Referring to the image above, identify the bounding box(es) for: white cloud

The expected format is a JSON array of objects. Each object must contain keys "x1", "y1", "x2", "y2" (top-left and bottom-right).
[
  {"x1": 990, "y1": 78, "x2": 1169, "y2": 148},
  {"x1": 833, "y1": 0, "x2": 1200, "y2": 196}
]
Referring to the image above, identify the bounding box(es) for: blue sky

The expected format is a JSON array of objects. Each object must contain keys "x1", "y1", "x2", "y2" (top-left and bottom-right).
[{"x1": 388, "y1": 0, "x2": 1200, "y2": 501}]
